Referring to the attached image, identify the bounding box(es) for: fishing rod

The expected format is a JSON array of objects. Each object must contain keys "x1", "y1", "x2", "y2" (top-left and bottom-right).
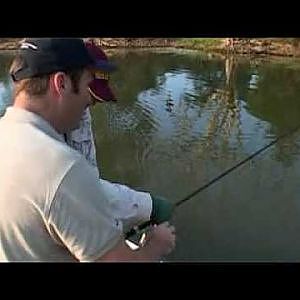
[{"x1": 125, "y1": 125, "x2": 300, "y2": 240}]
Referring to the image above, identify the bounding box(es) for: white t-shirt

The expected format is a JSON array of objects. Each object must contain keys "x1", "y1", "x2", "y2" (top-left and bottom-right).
[
  {"x1": 0, "y1": 107, "x2": 123, "y2": 261},
  {"x1": 64, "y1": 108, "x2": 99, "y2": 174}
]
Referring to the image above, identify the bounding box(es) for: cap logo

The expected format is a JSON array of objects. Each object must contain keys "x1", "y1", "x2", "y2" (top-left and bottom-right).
[
  {"x1": 95, "y1": 71, "x2": 110, "y2": 80},
  {"x1": 20, "y1": 42, "x2": 38, "y2": 50}
]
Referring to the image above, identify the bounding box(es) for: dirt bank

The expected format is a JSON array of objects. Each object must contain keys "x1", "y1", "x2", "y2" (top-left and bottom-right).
[
  {"x1": 1, "y1": 38, "x2": 300, "y2": 58},
  {"x1": 0, "y1": 38, "x2": 177, "y2": 50}
]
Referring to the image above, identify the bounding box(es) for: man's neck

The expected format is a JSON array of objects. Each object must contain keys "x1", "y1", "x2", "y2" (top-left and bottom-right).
[{"x1": 13, "y1": 93, "x2": 61, "y2": 133}]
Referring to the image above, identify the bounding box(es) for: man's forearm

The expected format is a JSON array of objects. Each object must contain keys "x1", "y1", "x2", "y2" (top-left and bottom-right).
[{"x1": 99, "y1": 179, "x2": 152, "y2": 231}]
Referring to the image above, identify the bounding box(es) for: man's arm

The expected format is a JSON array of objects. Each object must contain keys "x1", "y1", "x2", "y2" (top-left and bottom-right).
[
  {"x1": 65, "y1": 108, "x2": 172, "y2": 233},
  {"x1": 98, "y1": 179, "x2": 152, "y2": 232},
  {"x1": 66, "y1": 109, "x2": 153, "y2": 231},
  {"x1": 49, "y1": 157, "x2": 175, "y2": 262}
]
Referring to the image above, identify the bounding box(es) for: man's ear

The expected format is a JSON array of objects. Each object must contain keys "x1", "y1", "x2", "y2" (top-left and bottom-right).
[{"x1": 50, "y1": 72, "x2": 68, "y2": 97}]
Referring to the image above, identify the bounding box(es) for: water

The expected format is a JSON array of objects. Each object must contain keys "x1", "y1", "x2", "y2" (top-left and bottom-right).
[
  {"x1": 0, "y1": 52, "x2": 13, "y2": 116},
  {"x1": 2, "y1": 49, "x2": 300, "y2": 261}
]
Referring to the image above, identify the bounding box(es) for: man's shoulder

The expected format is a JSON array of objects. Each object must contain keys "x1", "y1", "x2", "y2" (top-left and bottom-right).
[
  {"x1": 3, "y1": 119, "x2": 82, "y2": 168},
  {"x1": 43, "y1": 135, "x2": 83, "y2": 167}
]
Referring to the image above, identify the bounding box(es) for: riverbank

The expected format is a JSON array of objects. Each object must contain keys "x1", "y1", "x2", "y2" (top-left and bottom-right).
[
  {"x1": 0, "y1": 38, "x2": 177, "y2": 50},
  {"x1": 174, "y1": 38, "x2": 300, "y2": 57},
  {"x1": 1, "y1": 38, "x2": 300, "y2": 57},
  {"x1": 0, "y1": 39, "x2": 20, "y2": 50}
]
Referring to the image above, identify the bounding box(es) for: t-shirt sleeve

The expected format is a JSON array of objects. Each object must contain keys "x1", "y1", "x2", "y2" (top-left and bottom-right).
[
  {"x1": 48, "y1": 158, "x2": 123, "y2": 262},
  {"x1": 98, "y1": 179, "x2": 152, "y2": 233}
]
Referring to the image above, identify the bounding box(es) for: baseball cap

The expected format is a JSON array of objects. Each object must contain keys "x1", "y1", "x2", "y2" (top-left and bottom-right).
[
  {"x1": 10, "y1": 38, "x2": 94, "y2": 81},
  {"x1": 85, "y1": 41, "x2": 117, "y2": 102}
]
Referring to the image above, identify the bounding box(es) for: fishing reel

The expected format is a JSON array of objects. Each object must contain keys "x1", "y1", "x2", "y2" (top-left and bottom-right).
[{"x1": 125, "y1": 227, "x2": 147, "y2": 250}]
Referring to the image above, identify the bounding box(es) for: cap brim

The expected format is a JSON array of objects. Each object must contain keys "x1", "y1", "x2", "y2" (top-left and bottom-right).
[
  {"x1": 93, "y1": 60, "x2": 117, "y2": 72},
  {"x1": 89, "y1": 79, "x2": 116, "y2": 102}
]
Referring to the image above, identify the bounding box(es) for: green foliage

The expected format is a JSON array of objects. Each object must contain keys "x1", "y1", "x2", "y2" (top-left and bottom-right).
[{"x1": 176, "y1": 38, "x2": 223, "y2": 50}]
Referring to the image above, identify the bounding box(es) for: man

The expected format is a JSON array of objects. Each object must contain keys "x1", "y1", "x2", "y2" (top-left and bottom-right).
[
  {"x1": 0, "y1": 38, "x2": 176, "y2": 262},
  {"x1": 64, "y1": 40, "x2": 173, "y2": 234}
]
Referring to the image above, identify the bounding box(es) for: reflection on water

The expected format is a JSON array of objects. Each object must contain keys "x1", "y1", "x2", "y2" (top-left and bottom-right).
[
  {"x1": 0, "y1": 80, "x2": 12, "y2": 116},
  {"x1": 2, "y1": 49, "x2": 300, "y2": 261},
  {"x1": 0, "y1": 53, "x2": 13, "y2": 116}
]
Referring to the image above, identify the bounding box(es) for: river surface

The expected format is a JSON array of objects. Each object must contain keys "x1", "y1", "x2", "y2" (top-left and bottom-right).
[{"x1": 2, "y1": 49, "x2": 300, "y2": 261}]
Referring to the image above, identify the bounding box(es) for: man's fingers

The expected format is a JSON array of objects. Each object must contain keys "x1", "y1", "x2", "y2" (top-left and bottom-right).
[{"x1": 168, "y1": 225, "x2": 175, "y2": 233}]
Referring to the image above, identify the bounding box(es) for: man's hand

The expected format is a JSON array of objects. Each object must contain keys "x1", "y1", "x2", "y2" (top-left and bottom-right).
[
  {"x1": 144, "y1": 222, "x2": 176, "y2": 257},
  {"x1": 150, "y1": 194, "x2": 174, "y2": 224}
]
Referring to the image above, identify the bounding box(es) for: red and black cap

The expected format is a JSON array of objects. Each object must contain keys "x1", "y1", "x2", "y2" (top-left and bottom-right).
[{"x1": 85, "y1": 41, "x2": 117, "y2": 102}]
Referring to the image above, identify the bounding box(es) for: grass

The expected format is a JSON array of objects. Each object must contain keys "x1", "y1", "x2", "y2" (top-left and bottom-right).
[{"x1": 175, "y1": 38, "x2": 224, "y2": 50}]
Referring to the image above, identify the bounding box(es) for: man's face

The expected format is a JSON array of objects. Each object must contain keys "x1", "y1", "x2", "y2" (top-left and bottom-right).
[{"x1": 58, "y1": 69, "x2": 93, "y2": 132}]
